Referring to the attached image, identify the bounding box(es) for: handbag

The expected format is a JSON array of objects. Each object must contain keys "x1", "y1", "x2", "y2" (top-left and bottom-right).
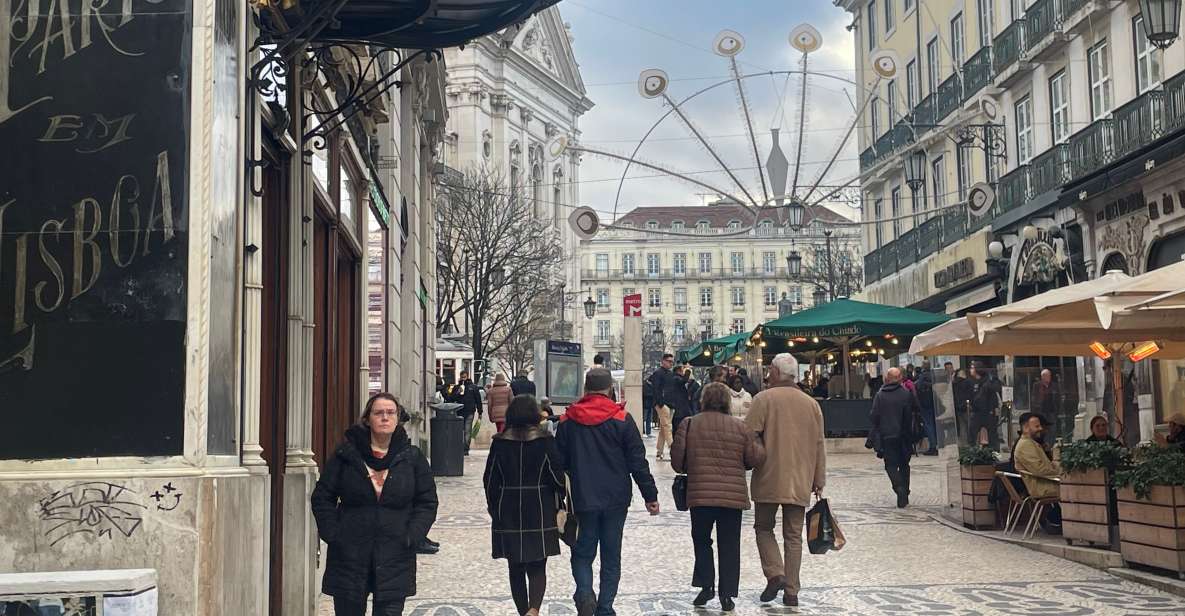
[
  {"x1": 805, "y1": 497, "x2": 846, "y2": 554},
  {"x1": 672, "y1": 474, "x2": 689, "y2": 511},
  {"x1": 557, "y1": 474, "x2": 579, "y2": 546}
]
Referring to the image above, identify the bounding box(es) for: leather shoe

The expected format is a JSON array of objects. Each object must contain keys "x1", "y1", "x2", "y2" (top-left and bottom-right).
[
  {"x1": 692, "y1": 587, "x2": 714, "y2": 607},
  {"x1": 719, "y1": 596, "x2": 735, "y2": 612},
  {"x1": 783, "y1": 595, "x2": 799, "y2": 607},
  {"x1": 575, "y1": 593, "x2": 597, "y2": 616},
  {"x1": 424, "y1": 537, "x2": 440, "y2": 548},
  {"x1": 759, "y1": 576, "x2": 785, "y2": 602},
  {"x1": 414, "y1": 539, "x2": 439, "y2": 555},
  {"x1": 895, "y1": 487, "x2": 909, "y2": 508}
]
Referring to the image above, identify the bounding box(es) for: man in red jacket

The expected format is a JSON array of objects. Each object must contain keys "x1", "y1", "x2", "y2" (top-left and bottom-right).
[{"x1": 557, "y1": 368, "x2": 660, "y2": 616}]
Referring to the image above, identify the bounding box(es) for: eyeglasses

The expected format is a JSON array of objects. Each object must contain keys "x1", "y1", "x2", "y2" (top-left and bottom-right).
[{"x1": 370, "y1": 410, "x2": 399, "y2": 419}]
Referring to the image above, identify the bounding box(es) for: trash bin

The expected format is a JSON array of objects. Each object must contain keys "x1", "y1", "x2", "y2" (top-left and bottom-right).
[{"x1": 429, "y1": 403, "x2": 465, "y2": 477}]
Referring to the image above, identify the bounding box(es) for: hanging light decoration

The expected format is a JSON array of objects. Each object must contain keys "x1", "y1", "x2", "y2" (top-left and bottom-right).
[{"x1": 1139, "y1": 0, "x2": 1183, "y2": 50}]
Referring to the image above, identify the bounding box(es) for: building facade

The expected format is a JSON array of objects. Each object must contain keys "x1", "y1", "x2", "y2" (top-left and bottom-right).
[
  {"x1": 442, "y1": 7, "x2": 594, "y2": 347},
  {"x1": 0, "y1": 1, "x2": 553, "y2": 613},
  {"x1": 841, "y1": 0, "x2": 1185, "y2": 438},
  {"x1": 578, "y1": 203, "x2": 861, "y2": 367}
]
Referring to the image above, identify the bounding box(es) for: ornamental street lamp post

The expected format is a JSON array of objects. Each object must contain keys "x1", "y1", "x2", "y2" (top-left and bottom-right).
[{"x1": 1139, "y1": 0, "x2": 1183, "y2": 49}]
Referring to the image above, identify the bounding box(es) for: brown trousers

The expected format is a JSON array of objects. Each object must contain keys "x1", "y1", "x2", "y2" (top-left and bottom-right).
[
  {"x1": 655, "y1": 405, "x2": 673, "y2": 456},
  {"x1": 753, "y1": 502, "x2": 806, "y2": 596}
]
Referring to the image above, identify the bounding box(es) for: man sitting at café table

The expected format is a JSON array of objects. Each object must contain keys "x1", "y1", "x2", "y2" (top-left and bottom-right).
[{"x1": 1013, "y1": 412, "x2": 1062, "y2": 534}]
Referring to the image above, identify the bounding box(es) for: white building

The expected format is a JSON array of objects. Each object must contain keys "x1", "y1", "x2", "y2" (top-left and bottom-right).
[
  {"x1": 578, "y1": 202, "x2": 861, "y2": 367},
  {"x1": 442, "y1": 7, "x2": 595, "y2": 345}
]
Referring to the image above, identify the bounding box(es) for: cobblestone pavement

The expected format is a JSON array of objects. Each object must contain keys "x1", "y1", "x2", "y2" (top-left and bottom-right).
[{"x1": 318, "y1": 447, "x2": 1185, "y2": 615}]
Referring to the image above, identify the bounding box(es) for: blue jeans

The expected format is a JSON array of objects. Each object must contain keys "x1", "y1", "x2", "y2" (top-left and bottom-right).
[
  {"x1": 922, "y1": 406, "x2": 938, "y2": 451},
  {"x1": 642, "y1": 406, "x2": 653, "y2": 435},
  {"x1": 571, "y1": 507, "x2": 628, "y2": 615}
]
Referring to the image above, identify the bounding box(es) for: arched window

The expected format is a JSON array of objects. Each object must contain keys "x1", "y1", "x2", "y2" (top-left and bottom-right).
[
  {"x1": 646, "y1": 220, "x2": 659, "y2": 230},
  {"x1": 696, "y1": 220, "x2": 710, "y2": 233},
  {"x1": 672, "y1": 220, "x2": 685, "y2": 231},
  {"x1": 758, "y1": 219, "x2": 773, "y2": 235},
  {"x1": 1100, "y1": 252, "x2": 1129, "y2": 275},
  {"x1": 727, "y1": 220, "x2": 741, "y2": 230}
]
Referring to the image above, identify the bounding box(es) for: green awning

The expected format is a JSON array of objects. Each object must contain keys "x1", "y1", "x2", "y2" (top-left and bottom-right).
[
  {"x1": 758, "y1": 298, "x2": 950, "y2": 341},
  {"x1": 676, "y1": 332, "x2": 748, "y2": 365}
]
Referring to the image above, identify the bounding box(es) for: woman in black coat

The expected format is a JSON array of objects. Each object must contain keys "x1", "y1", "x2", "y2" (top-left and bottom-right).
[
  {"x1": 483, "y1": 395, "x2": 566, "y2": 616},
  {"x1": 311, "y1": 393, "x2": 439, "y2": 616}
]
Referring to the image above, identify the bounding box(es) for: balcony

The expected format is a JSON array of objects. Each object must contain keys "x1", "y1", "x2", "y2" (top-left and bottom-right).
[
  {"x1": 863, "y1": 250, "x2": 881, "y2": 285},
  {"x1": 1112, "y1": 89, "x2": 1164, "y2": 160},
  {"x1": 1024, "y1": 0, "x2": 1060, "y2": 52},
  {"x1": 918, "y1": 216, "x2": 942, "y2": 257},
  {"x1": 860, "y1": 147, "x2": 876, "y2": 170},
  {"x1": 913, "y1": 95, "x2": 936, "y2": 129},
  {"x1": 993, "y1": 20, "x2": 1027, "y2": 76},
  {"x1": 997, "y1": 165, "x2": 1031, "y2": 214},
  {"x1": 963, "y1": 46, "x2": 994, "y2": 100},
  {"x1": 1028, "y1": 144, "x2": 1070, "y2": 196},
  {"x1": 1165, "y1": 71, "x2": 1185, "y2": 135},
  {"x1": 1067, "y1": 118, "x2": 1114, "y2": 181},
  {"x1": 593, "y1": 337, "x2": 612, "y2": 348},
  {"x1": 940, "y1": 208, "x2": 967, "y2": 247},
  {"x1": 935, "y1": 74, "x2": 963, "y2": 123}
]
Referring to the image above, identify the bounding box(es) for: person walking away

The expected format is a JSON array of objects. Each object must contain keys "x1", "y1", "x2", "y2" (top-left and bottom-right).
[
  {"x1": 556, "y1": 368, "x2": 660, "y2": 616},
  {"x1": 487, "y1": 373, "x2": 514, "y2": 433},
  {"x1": 651, "y1": 354, "x2": 676, "y2": 460},
  {"x1": 642, "y1": 376, "x2": 655, "y2": 437},
  {"x1": 511, "y1": 372, "x2": 537, "y2": 397},
  {"x1": 745, "y1": 353, "x2": 826, "y2": 608},
  {"x1": 311, "y1": 393, "x2": 439, "y2": 616},
  {"x1": 870, "y1": 368, "x2": 920, "y2": 507},
  {"x1": 670, "y1": 383, "x2": 765, "y2": 612},
  {"x1": 914, "y1": 366, "x2": 939, "y2": 455},
  {"x1": 669, "y1": 367, "x2": 694, "y2": 432},
  {"x1": 685, "y1": 369, "x2": 702, "y2": 415},
  {"x1": 727, "y1": 375, "x2": 753, "y2": 421},
  {"x1": 484, "y1": 395, "x2": 566, "y2": 616},
  {"x1": 448, "y1": 370, "x2": 483, "y2": 454}
]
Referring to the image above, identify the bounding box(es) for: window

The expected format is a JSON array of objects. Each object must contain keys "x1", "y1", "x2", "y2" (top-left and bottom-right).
[
  {"x1": 871, "y1": 98, "x2": 881, "y2": 138},
  {"x1": 931, "y1": 155, "x2": 947, "y2": 212},
  {"x1": 951, "y1": 13, "x2": 965, "y2": 64},
  {"x1": 696, "y1": 220, "x2": 710, "y2": 233},
  {"x1": 762, "y1": 251, "x2": 776, "y2": 274},
  {"x1": 764, "y1": 287, "x2": 778, "y2": 306},
  {"x1": 956, "y1": 145, "x2": 971, "y2": 202},
  {"x1": 672, "y1": 220, "x2": 685, "y2": 232},
  {"x1": 1134, "y1": 15, "x2": 1163, "y2": 94},
  {"x1": 730, "y1": 318, "x2": 747, "y2": 334},
  {"x1": 891, "y1": 186, "x2": 902, "y2": 239},
  {"x1": 788, "y1": 285, "x2": 803, "y2": 305},
  {"x1": 757, "y1": 219, "x2": 773, "y2": 235},
  {"x1": 673, "y1": 252, "x2": 687, "y2": 274},
  {"x1": 906, "y1": 60, "x2": 919, "y2": 108},
  {"x1": 868, "y1": 0, "x2": 877, "y2": 51},
  {"x1": 698, "y1": 252, "x2": 712, "y2": 273},
  {"x1": 884, "y1": 0, "x2": 894, "y2": 32},
  {"x1": 596, "y1": 288, "x2": 609, "y2": 308},
  {"x1": 886, "y1": 79, "x2": 898, "y2": 124},
  {"x1": 1009, "y1": 0, "x2": 1022, "y2": 20},
  {"x1": 673, "y1": 319, "x2": 687, "y2": 341},
  {"x1": 674, "y1": 288, "x2": 688, "y2": 310},
  {"x1": 874, "y1": 198, "x2": 884, "y2": 248},
  {"x1": 596, "y1": 320, "x2": 611, "y2": 343},
  {"x1": 1088, "y1": 39, "x2": 1112, "y2": 120},
  {"x1": 366, "y1": 209, "x2": 387, "y2": 395},
  {"x1": 595, "y1": 253, "x2": 609, "y2": 274},
  {"x1": 648, "y1": 288, "x2": 662, "y2": 308},
  {"x1": 1015, "y1": 95, "x2": 1034, "y2": 164},
  {"x1": 623, "y1": 287, "x2": 635, "y2": 297},
  {"x1": 646, "y1": 253, "x2": 660, "y2": 276},
  {"x1": 1049, "y1": 69, "x2": 1070, "y2": 143},
  {"x1": 730, "y1": 287, "x2": 746, "y2": 307},
  {"x1": 622, "y1": 253, "x2": 636, "y2": 274},
  {"x1": 978, "y1": 0, "x2": 995, "y2": 48},
  {"x1": 700, "y1": 320, "x2": 715, "y2": 339},
  {"x1": 730, "y1": 251, "x2": 745, "y2": 274},
  {"x1": 646, "y1": 220, "x2": 658, "y2": 230},
  {"x1": 727, "y1": 220, "x2": 741, "y2": 230},
  {"x1": 700, "y1": 287, "x2": 713, "y2": 307},
  {"x1": 926, "y1": 37, "x2": 940, "y2": 95}
]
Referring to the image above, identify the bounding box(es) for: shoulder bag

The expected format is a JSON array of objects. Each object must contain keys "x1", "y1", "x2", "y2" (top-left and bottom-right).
[
  {"x1": 672, "y1": 416, "x2": 690, "y2": 511},
  {"x1": 557, "y1": 474, "x2": 579, "y2": 546}
]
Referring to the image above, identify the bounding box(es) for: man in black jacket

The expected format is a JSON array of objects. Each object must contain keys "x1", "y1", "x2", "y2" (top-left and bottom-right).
[
  {"x1": 870, "y1": 367, "x2": 920, "y2": 508},
  {"x1": 650, "y1": 354, "x2": 677, "y2": 459},
  {"x1": 510, "y1": 372, "x2": 536, "y2": 397},
  {"x1": 448, "y1": 371, "x2": 483, "y2": 454},
  {"x1": 968, "y1": 363, "x2": 1002, "y2": 448},
  {"x1": 557, "y1": 368, "x2": 659, "y2": 616}
]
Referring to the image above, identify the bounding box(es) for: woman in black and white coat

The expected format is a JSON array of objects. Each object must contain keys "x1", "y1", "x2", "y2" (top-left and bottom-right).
[{"x1": 483, "y1": 394, "x2": 566, "y2": 616}]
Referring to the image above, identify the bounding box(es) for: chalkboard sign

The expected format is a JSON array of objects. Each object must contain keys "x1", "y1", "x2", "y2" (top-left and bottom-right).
[{"x1": 0, "y1": 0, "x2": 192, "y2": 459}]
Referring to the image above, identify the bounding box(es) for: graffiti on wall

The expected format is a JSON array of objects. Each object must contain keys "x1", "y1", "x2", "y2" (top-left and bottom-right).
[{"x1": 36, "y1": 481, "x2": 183, "y2": 547}]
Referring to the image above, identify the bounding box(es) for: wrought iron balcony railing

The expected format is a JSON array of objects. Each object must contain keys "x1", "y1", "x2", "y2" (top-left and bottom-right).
[
  {"x1": 1067, "y1": 118, "x2": 1114, "y2": 181},
  {"x1": 935, "y1": 74, "x2": 963, "y2": 123},
  {"x1": 918, "y1": 215, "x2": 942, "y2": 257},
  {"x1": 1024, "y1": 0, "x2": 1059, "y2": 50},
  {"x1": 963, "y1": 46, "x2": 994, "y2": 100},
  {"x1": 1028, "y1": 144, "x2": 1070, "y2": 196},
  {"x1": 1112, "y1": 89, "x2": 1164, "y2": 160},
  {"x1": 997, "y1": 164, "x2": 1031, "y2": 214},
  {"x1": 1164, "y1": 70, "x2": 1185, "y2": 135},
  {"x1": 993, "y1": 20, "x2": 1027, "y2": 75}
]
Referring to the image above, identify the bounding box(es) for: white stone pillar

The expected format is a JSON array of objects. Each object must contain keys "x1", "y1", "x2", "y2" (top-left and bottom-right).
[{"x1": 623, "y1": 316, "x2": 643, "y2": 429}]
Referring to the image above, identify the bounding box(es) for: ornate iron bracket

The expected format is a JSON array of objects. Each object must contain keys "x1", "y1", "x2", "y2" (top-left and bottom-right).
[{"x1": 908, "y1": 121, "x2": 1008, "y2": 161}]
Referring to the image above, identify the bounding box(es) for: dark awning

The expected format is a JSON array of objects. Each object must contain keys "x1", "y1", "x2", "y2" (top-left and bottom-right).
[{"x1": 281, "y1": 0, "x2": 561, "y2": 50}]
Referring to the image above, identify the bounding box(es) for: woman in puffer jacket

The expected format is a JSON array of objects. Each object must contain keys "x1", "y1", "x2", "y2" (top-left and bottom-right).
[{"x1": 671, "y1": 383, "x2": 765, "y2": 612}]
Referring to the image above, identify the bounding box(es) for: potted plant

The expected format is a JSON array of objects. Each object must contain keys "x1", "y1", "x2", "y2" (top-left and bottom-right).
[
  {"x1": 959, "y1": 445, "x2": 999, "y2": 530},
  {"x1": 1114, "y1": 445, "x2": 1185, "y2": 576},
  {"x1": 1058, "y1": 440, "x2": 1131, "y2": 548}
]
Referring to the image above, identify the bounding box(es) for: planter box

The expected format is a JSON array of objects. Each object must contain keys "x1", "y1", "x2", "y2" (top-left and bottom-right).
[
  {"x1": 1118, "y1": 485, "x2": 1185, "y2": 576},
  {"x1": 961, "y1": 464, "x2": 997, "y2": 530},
  {"x1": 1061, "y1": 468, "x2": 1116, "y2": 548}
]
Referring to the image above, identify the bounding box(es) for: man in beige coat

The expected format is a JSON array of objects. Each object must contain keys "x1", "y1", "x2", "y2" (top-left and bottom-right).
[{"x1": 745, "y1": 353, "x2": 826, "y2": 607}]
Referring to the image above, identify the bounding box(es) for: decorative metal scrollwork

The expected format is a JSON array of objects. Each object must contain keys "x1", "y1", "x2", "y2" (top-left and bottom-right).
[{"x1": 954, "y1": 123, "x2": 1008, "y2": 160}]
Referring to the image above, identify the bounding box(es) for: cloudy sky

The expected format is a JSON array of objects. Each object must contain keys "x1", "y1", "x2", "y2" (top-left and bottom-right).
[{"x1": 559, "y1": 0, "x2": 861, "y2": 223}]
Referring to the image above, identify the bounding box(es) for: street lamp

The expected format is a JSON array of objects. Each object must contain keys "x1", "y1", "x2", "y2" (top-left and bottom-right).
[
  {"x1": 812, "y1": 287, "x2": 827, "y2": 306},
  {"x1": 1139, "y1": 0, "x2": 1182, "y2": 49},
  {"x1": 583, "y1": 294, "x2": 596, "y2": 319},
  {"x1": 785, "y1": 250, "x2": 802, "y2": 277},
  {"x1": 905, "y1": 149, "x2": 927, "y2": 192},
  {"x1": 787, "y1": 197, "x2": 806, "y2": 231}
]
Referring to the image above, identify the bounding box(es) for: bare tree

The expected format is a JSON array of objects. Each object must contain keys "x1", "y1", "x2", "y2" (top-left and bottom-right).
[
  {"x1": 436, "y1": 168, "x2": 566, "y2": 371},
  {"x1": 797, "y1": 243, "x2": 863, "y2": 300}
]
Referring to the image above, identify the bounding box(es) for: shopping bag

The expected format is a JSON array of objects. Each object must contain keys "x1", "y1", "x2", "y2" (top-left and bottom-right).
[
  {"x1": 805, "y1": 497, "x2": 846, "y2": 554},
  {"x1": 672, "y1": 475, "x2": 689, "y2": 512},
  {"x1": 556, "y1": 474, "x2": 580, "y2": 546}
]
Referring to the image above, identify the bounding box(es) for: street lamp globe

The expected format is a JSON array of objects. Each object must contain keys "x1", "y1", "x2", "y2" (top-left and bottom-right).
[
  {"x1": 787, "y1": 198, "x2": 806, "y2": 231},
  {"x1": 1139, "y1": 0, "x2": 1183, "y2": 49},
  {"x1": 786, "y1": 250, "x2": 802, "y2": 278},
  {"x1": 583, "y1": 295, "x2": 596, "y2": 319},
  {"x1": 905, "y1": 149, "x2": 927, "y2": 192},
  {"x1": 988, "y1": 240, "x2": 1005, "y2": 259}
]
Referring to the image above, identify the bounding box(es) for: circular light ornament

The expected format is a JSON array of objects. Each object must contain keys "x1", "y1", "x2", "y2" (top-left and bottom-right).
[
  {"x1": 1022, "y1": 224, "x2": 1039, "y2": 241},
  {"x1": 713, "y1": 30, "x2": 746, "y2": 57},
  {"x1": 979, "y1": 95, "x2": 1002, "y2": 122},
  {"x1": 967, "y1": 182, "x2": 996, "y2": 218},
  {"x1": 789, "y1": 24, "x2": 823, "y2": 54},
  {"x1": 638, "y1": 69, "x2": 669, "y2": 99},
  {"x1": 988, "y1": 240, "x2": 1005, "y2": 259},
  {"x1": 545, "y1": 135, "x2": 569, "y2": 161},
  {"x1": 869, "y1": 49, "x2": 900, "y2": 79},
  {"x1": 568, "y1": 206, "x2": 601, "y2": 240}
]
